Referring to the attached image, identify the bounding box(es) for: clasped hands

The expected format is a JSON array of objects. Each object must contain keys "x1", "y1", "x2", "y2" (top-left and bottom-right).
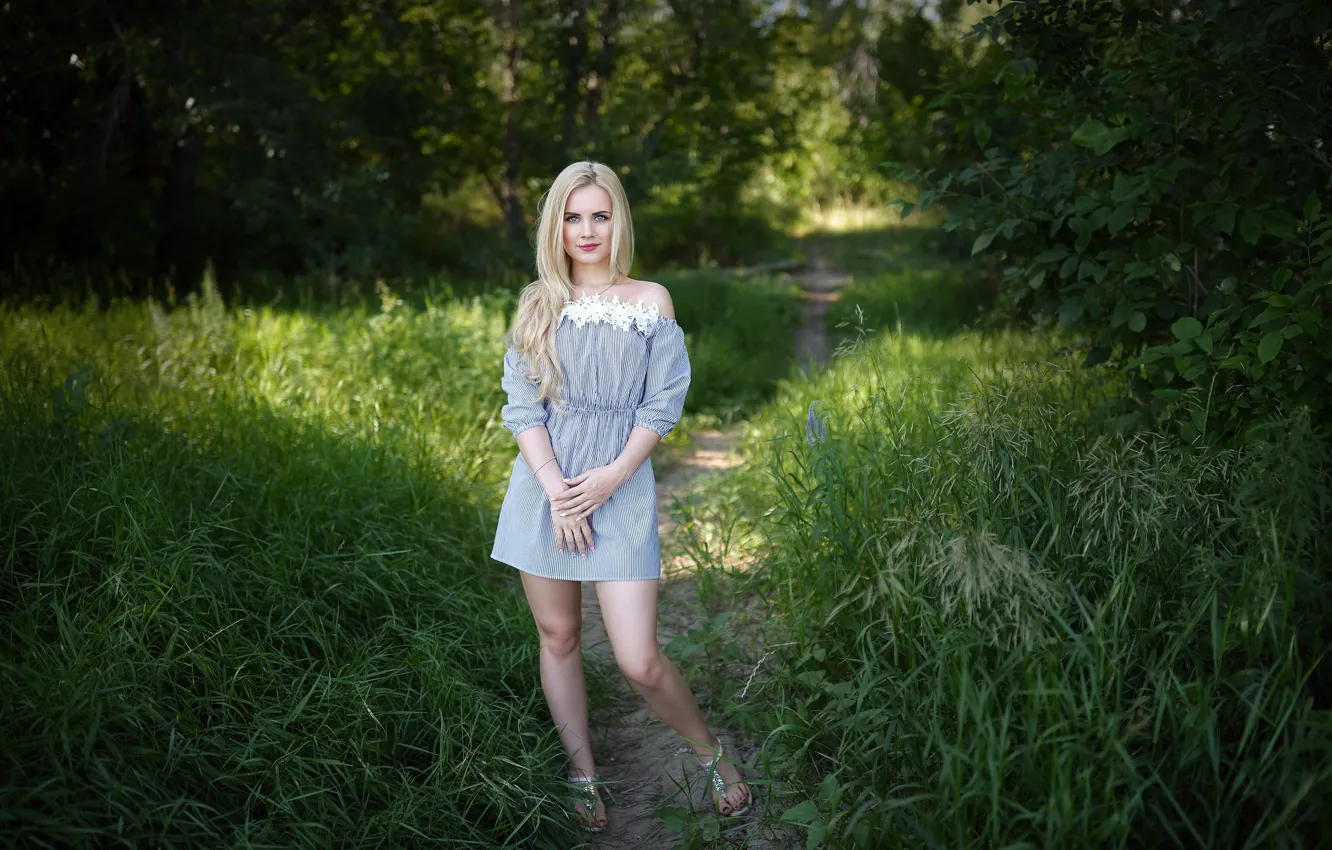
[{"x1": 548, "y1": 462, "x2": 629, "y2": 556}]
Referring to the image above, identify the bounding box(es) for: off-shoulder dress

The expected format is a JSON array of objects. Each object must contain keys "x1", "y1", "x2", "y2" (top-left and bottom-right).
[{"x1": 490, "y1": 293, "x2": 691, "y2": 581}]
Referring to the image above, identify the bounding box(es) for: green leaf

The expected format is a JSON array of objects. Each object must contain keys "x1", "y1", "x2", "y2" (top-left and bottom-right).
[
  {"x1": 1171, "y1": 317, "x2": 1203, "y2": 341},
  {"x1": 1082, "y1": 346, "x2": 1112, "y2": 368},
  {"x1": 782, "y1": 801, "x2": 821, "y2": 826},
  {"x1": 1240, "y1": 210, "x2": 1264, "y2": 244},
  {"x1": 702, "y1": 817, "x2": 721, "y2": 841},
  {"x1": 971, "y1": 230, "x2": 996, "y2": 256},
  {"x1": 1196, "y1": 331, "x2": 1213, "y2": 354},
  {"x1": 1108, "y1": 203, "x2": 1134, "y2": 234},
  {"x1": 1071, "y1": 119, "x2": 1130, "y2": 155},
  {"x1": 1215, "y1": 205, "x2": 1236, "y2": 235},
  {"x1": 1305, "y1": 191, "x2": 1322, "y2": 221},
  {"x1": 807, "y1": 822, "x2": 828, "y2": 850},
  {"x1": 1111, "y1": 302, "x2": 1133, "y2": 328},
  {"x1": 1059, "y1": 298, "x2": 1086, "y2": 327},
  {"x1": 1129, "y1": 311, "x2": 1147, "y2": 333},
  {"x1": 819, "y1": 774, "x2": 841, "y2": 809},
  {"x1": 1165, "y1": 253, "x2": 1182, "y2": 272},
  {"x1": 1258, "y1": 330, "x2": 1285, "y2": 363},
  {"x1": 973, "y1": 116, "x2": 992, "y2": 149},
  {"x1": 1060, "y1": 254, "x2": 1079, "y2": 279},
  {"x1": 1176, "y1": 356, "x2": 1207, "y2": 381},
  {"x1": 1028, "y1": 269, "x2": 1046, "y2": 290},
  {"x1": 655, "y1": 806, "x2": 689, "y2": 832}
]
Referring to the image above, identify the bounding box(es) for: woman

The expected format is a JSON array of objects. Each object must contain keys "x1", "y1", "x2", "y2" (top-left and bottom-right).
[{"x1": 490, "y1": 161, "x2": 753, "y2": 832}]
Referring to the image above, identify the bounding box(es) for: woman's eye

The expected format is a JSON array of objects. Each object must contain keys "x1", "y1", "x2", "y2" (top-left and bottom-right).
[
  {"x1": 565, "y1": 215, "x2": 578, "y2": 223},
  {"x1": 595, "y1": 214, "x2": 609, "y2": 222}
]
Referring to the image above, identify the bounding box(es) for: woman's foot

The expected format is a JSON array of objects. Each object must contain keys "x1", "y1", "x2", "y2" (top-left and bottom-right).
[
  {"x1": 568, "y1": 772, "x2": 608, "y2": 832},
  {"x1": 695, "y1": 741, "x2": 753, "y2": 817}
]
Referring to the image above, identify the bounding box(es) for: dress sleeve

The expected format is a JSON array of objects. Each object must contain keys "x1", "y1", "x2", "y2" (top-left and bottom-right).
[
  {"x1": 634, "y1": 318, "x2": 691, "y2": 438},
  {"x1": 500, "y1": 346, "x2": 550, "y2": 436}
]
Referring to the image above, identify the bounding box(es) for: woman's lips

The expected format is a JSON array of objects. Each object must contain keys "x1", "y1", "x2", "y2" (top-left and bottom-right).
[{"x1": 578, "y1": 243, "x2": 600, "y2": 252}]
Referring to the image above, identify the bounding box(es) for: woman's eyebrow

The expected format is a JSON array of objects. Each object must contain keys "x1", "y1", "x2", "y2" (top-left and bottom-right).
[{"x1": 566, "y1": 210, "x2": 612, "y2": 216}]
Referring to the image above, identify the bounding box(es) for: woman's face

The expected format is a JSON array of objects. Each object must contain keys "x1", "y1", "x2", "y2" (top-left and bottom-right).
[{"x1": 563, "y1": 184, "x2": 614, "y2": 273}]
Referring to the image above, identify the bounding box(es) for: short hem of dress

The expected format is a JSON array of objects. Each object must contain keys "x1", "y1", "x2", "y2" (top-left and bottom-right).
[{"x1": 492, "y1": 554, "x2": 660, "y2": 582}]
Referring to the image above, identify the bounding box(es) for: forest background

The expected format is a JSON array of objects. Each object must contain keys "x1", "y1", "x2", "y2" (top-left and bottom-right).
[{"x1": 2, "y1": 0, "x2": 1330, "y2": 847}]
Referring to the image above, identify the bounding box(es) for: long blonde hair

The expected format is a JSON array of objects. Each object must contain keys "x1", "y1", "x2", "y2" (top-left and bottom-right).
[{"x1": 509, "y1": 161, "x2": 635, "y2": 403}]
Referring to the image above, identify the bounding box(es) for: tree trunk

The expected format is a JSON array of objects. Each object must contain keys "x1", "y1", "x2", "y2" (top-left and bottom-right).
[
  {"x1": 584, "y1": 0, "x2": 620, "y2": 126},
  {"x1": 151, "y1": 129, "x2": 205, "y2": 296},
  {"x1": 499, "y1": 0, "x2": 526, "y2": 243},
  {"x1": 560, "y1": 0, "x2": 588, "y2": 159}
]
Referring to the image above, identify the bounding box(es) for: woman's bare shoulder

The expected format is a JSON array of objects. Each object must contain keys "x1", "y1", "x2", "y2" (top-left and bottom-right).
[{"x1": 623, "y1": 278, "x2": 675, "y2": 320}]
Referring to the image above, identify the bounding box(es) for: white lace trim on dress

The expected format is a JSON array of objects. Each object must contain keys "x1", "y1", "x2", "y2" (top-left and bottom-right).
[{"x1": 560, "y1": 293, "x2": 662, "y2": 333}]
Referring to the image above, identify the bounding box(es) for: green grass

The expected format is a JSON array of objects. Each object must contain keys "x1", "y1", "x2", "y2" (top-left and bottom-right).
[
  {"x1": 658, "y1": 269, "x2": 803, "y2": 421},
  {"x1": 0, "y1": 267, "x2": 800, "y2": 846},
  {"x1": 819, "y1": 227, "x2": 1000, "y2": 338},
  {"x1": 674, "y1": 228, "x2": 1332, "y2": 848},
  {"x1": 0, "y1": 296, "x2": 579, "y2": 846}
]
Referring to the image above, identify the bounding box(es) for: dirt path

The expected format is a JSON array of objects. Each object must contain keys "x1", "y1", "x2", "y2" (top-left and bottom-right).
[
  {"x1": 792, "y1": 250, "x2": 851, "y2": 372},
  {"x1": 576, "y1": 250, "x2": 844, "y2": 848}
]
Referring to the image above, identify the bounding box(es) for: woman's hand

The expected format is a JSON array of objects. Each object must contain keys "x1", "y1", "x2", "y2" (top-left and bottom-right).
[
  {"x1": 551, "y1": 502, "x2": 595, "y2": 556},
  {"x1": 549, "y1": 462, "x2": 630, "y2": 520}
]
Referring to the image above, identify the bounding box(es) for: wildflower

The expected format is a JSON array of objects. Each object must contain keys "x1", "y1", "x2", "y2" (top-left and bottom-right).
[{"x1": 806, "y1": 400, "x2": 828, "y2": 445}]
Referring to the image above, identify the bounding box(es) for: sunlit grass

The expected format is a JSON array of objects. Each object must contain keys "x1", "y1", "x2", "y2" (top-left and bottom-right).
[
  {"x1": 674, "y1": 233, "x2": 1332, "y2": 848},
  {"x1": 0, "y1": 293, "x2": 579, "y2": 846},
  {"x1": 0, "y1": 268, "x2": 803, "y2": 846}
]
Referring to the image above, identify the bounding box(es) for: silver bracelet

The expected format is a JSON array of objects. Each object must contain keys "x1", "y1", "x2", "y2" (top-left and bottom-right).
[{"x1": 532, "y1": 455, "x2": 558, "y2": 475}]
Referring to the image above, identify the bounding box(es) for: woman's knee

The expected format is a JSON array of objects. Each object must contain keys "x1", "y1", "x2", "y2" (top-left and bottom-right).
[
  {"x1": 536, "y1": 621, "x2": 581, "y2": 658},
  {"x1": 617, "y1": 650, "x2": 665, "y2": 689}
]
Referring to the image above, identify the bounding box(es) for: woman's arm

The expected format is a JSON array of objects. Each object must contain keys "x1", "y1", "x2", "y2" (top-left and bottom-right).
[{"x1": 515, "y1": 426, "x2": 570, "y2": 497}]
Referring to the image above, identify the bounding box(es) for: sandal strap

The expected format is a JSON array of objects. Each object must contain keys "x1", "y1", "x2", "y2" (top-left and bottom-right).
[
  {"x1": 701, "y1": 743, "x2": 729, "y2": 795},
  {"x1": 568, "y1": 774, "x2": 601, "y2": 795}
]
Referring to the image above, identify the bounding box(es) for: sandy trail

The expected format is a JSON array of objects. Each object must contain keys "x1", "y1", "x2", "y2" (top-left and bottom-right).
[{"x1": 576, "y1": 252, "x2": 844, "y2": 848}]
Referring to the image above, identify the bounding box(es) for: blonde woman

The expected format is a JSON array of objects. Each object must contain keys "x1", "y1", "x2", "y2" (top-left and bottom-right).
[{"x1": 490, "y1": 161, "x2": 753, "y2": 832}]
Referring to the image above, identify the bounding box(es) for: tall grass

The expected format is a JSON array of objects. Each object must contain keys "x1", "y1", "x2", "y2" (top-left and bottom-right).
[
  {"x1": 821, "y1": 227, "x2": 999, "y2": 339},
  {"x1": 677, "y1": 233, "x2": 1332, "y2": 848},
  {"x1": 0, "y1": 265, "x2": 801, "y2": 846},
  {"x1": 658, "y1": 269, "x2": 803, "y2": 419}
]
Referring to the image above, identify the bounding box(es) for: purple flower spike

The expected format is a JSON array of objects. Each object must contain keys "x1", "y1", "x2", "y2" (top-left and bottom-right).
[{"x1": 806, "y1": 401, "x2": 828, "y2": 445}]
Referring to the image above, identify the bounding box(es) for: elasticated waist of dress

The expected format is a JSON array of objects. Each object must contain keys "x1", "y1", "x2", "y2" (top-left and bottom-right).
[{"x1": 557, "y1": 403, "x2": 635, "y2": 414}]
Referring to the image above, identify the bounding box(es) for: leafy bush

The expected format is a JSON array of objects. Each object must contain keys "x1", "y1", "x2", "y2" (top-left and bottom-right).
[{"x1": 901, "y1": 0, "x2": 1332, "y2": 437}]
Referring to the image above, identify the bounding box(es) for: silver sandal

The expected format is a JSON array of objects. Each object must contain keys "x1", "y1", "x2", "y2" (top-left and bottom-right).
[
  {"x1": 566, "y1": 774, "x2": 607, "y2": 832},
  {"x1": 698, "y1": 742, "x2": 754, "y2": 817}
]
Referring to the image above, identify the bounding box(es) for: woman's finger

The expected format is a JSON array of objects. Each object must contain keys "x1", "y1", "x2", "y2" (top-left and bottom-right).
[
  {"x1": 576, "y1": 522, "x2": 595, "y2": 553},
  {"x1": 550, "y1": 487, "x2": 582, "y2": 506},
  {"x1": 562, "y1": 495, "x2": 594, "y2": 513}
]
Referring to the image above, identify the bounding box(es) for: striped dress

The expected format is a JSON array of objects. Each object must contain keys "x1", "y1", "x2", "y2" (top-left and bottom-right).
[{"x1": 490, "y1": 293, "x2": 691, "y2": 581}]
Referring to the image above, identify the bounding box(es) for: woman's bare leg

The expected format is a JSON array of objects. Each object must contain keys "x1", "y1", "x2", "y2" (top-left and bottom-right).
[
  {"x1": 518, "y1": 571, "x2": 606, "y2": 828},
  {"x1": 594, "y1": 579, "x2": 752, "y2": 814}
]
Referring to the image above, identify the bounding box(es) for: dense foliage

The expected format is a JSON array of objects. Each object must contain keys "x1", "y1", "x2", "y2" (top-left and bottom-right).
[
  {"x1": 678, "y1": 232, "x2": 1331, "y2": 849},
  {"x1": 902, "y1": 0, "x2": 1332, "y2": 436},
  {"x1": 2, "y1": 1, "x2": 994, "y2": 294}
]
